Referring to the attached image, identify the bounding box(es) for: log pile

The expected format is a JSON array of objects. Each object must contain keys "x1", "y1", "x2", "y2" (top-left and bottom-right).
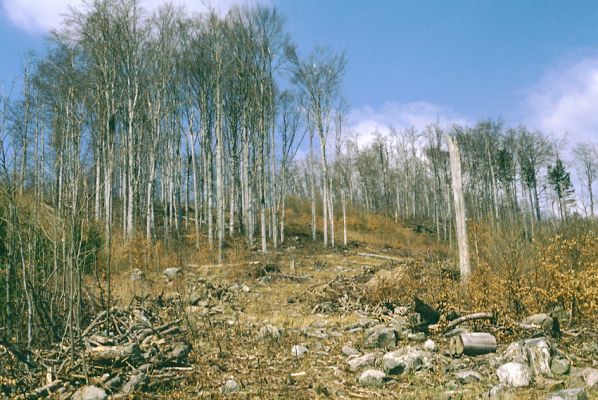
[{"x1": 25, "y1": 306, "x2": 192, "y2": 399}]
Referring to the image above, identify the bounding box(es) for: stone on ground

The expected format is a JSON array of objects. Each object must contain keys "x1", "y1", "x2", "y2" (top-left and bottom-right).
[
  {"x1": 341, "y1": 345, "x2": 360, "y2": 356},
  {"x1": 358, "y1": 369, "x2": 386, "y2": 387},
  {"x1": 454, "y1": 370, "x2": 482, "y2": 384},
  {"x1": 423, "y1": 339, "x2": 438, "y2": 352},
  {"x1": 383, "y1": 346, "x2": 431, "y2": 375},
  {"x1": 546, "y1": 388, "x2": 588, "y2": 400},
  {"x1": 72, "y1": 386, "x2": 107, "y2": 400},
  {"x1": 550, "y1": 357, "x2": 571, "y2": 375},
  {"x1": 163, "y1": 267, "x2": 182, "y2": 280},
  {"x1": 496, "y1": 362, "x2": 532, "y2": 388},
  {"x1": 364, "y1": 325, "x2": 397, "y2": 349},
  {"x1": 259, "y1": 324, "x2": 282, "y2": 341},
  {"x1": 221, "y1": 379, "x2": 240, "y2": 394},
  {"x1": 291, "y1": 344, "x2": 308, "y2": 358},
  {"x1": 347, "y1": 353, "x2": 377, "y2": 372}
]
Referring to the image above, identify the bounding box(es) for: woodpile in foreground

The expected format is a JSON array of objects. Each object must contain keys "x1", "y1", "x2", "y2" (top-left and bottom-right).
[{"x1": 23, "y1": 305, "x2": 191, "y2": 399}]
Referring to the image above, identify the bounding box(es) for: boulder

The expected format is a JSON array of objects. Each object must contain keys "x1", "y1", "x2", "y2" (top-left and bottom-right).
[
  {"x1": 408, "y1": 332, "x2": 426, "y2": 342},
  {"x1": 163, "y1": 267, "x2": 182, "y2": 281},
  {"x1": 454, "y1": 370, "x2": 482, "y2": 384},
  {"x1": 571, "y1": 367, "x2": 598, "y2": 389},
  {"x1": 423, "y1": 339, "x2": 438, "y2": 352},
  {"x1": 291, "y1": 344, "x2": 308, "y2": 358},
  {"x1": 522, "y1": 313, "x2": 552, "y2": 327},
  {"x1": 546, "y1": 388, "x2": 588, "y2": 400},
  {"x1": 550, "y1": 357, "x2": 571, "y2": 376},
  {"x1": 345, "y1": 318, "x2": 378, "y2": 332},
  {"x1": 259, "y1": 324, "x2": 282, "y2": 341},
  {"x1": 221, "y1": 379, "x2": 240, "y2": 394},
  {"x1": 488, "y1": 383, "x2": 515, "y2": 399},
  {"x1": 358, "y1": 369, "x2": 386, "y2": 387},
  {"x1": 501, "y1": 337, "x2": 552, "y2": 378},
  {"x1": 347, "y1": 353, "x2": 377, "y2": 372},
  {"x1": 342, "y1": 345, "x2": 360, "y2": 356},
  {"x1": 496, "y1": 362, "x2": 532, "y2": 388},
  {"x1": 130, "y1": 268, "x2": 145, "y2": 282},
  {"x1": 364, "y1": 325, "x2": 397, "y2": 349},
  {"x1": 383, "y1": 346, "x2": 431, "y2": 375},
  {"x1": 72, "y1": 386, "x2": 107, "y2": 400},
  {"x1": 364, "y1": 269, "x2": 394, "y2": 294}
]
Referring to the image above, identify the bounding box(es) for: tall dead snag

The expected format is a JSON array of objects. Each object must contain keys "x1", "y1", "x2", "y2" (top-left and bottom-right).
[{"x1": 446, "y1": 134, "x2": 471, "y2": 282}]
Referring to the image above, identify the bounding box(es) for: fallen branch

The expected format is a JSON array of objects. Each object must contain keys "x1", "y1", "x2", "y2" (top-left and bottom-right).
[
  {"x1": 27, "y1": 379, "x2": 62, "y2": 399},
  {"x1": 444, "y1": 312, "x2": 494, "y2": 331},
  {"x1": 357, "y1": 252, "x2": 402, "y2": 262}
]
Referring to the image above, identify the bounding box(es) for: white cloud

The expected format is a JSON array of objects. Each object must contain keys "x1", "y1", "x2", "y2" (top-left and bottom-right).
[
  {"x1": 526, "y1": 55, "x2": 598, "y2": 144},
  {"x1": 347, "y1": 101, "x2": 471, "y2": 148},
  {"x1": 1, "y1": 0, "x2": 268, "y2": 34}
]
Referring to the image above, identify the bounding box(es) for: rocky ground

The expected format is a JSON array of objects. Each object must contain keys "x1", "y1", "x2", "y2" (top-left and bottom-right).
[{"x1": 3, "y1": 234, "x2": 598, "y2": 399}]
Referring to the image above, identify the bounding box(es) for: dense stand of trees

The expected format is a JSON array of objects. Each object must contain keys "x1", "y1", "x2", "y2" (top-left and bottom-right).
[{"x1": 0, "y1": 0, "x2": 596, "y2": 356}]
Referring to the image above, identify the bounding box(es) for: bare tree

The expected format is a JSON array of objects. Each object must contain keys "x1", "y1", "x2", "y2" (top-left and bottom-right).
[{"x1": 573, "y1": 142, "x2": 598, "y2": 217}]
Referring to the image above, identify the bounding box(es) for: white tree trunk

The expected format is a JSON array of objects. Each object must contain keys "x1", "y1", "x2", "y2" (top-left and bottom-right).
[{"x1": 446, "y1": 134, "x2": 471, "y2": 282}]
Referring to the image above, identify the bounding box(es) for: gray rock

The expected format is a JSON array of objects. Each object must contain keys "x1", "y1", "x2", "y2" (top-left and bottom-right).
[
  {"x1": 163, "y1": 267, "x2": 182, "y2": 280},
  {"x1": 304, "y1": 327, "x2": 328, "y2": 339},
  {"x1": 546, "y1": 388, "x2": 588, "y2": 400},
  {"x1": 189, "y1": 288, "x2": 207, "y2": 305},
  {"x1": 583, "y1": 368, "x2": 598, "y2": 388},
  {"x1": 72, "y1": 386, "x2": 107, "y2": 400},
  {"x1": 500, "y1": 337, "x2": 552, "y2": 378},
  {"x1": 383, "y1": 346, "x2": 431, "y2": 375},
  {"x1": 130, "y1": 268, "x2": 145, "y2": 282},
  {"x1": 221, "y1": 379, "x2": 240, "y2": 394},
  {"x1": 522, "y1": 313, "x2": 551, "y2": 326},
  {"x1": 342, "y1": 345, "x2": 360, "y2": 356},
  {"x1": 259, "y1": 324, "x2": 282, "y2": 340},
  {"x1": 291, "y1": 344, "x2": 308, "y2": 358},
  {"x1": 423, "y1": 339, "x2": 438, "y2": 352},
  {"x1": 433, "y1": 392, "x2": 453, "y2": 400},
  {"x1": 358, "y1": 369, "x2": 386, "y2": 387},
  {"x1": 364, "y1": 325, "x2": 397, "y2": 349},
  {"x1": 347, "y1": 353, "x2": 377, "y2": 371},
  {"x1": 408, "y1": 332, "x2": 426, "y2": 342},
  {"x1": 489, "y1": 383, "x2": 514, "y2": 399},
  {"x1": 496, "y1": 362, "x2": 532, "y2": 388},
  {"x1": 455, "y1": 370, "x2": 482, "y2": 384},
  {"x1": 571, "y1": 367, "x2": 598, "y2": 389},
  {"x1": 390, "y1": 316, "x2": 410, "y2": 332},
  {"x1": 550, "y1": 357, "x2": 571, "y2": 375},
  {"x1": 346, "y1": 318, "x2": 378, "y2": 331}
]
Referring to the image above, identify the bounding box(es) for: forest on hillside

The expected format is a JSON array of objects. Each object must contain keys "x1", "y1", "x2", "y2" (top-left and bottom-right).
[{"x1": 0, "y1": 1, "x2": 597, "y2": 398}]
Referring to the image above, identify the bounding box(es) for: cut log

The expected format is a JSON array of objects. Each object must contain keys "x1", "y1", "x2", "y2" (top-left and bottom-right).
[
  {"x1": 444, "y1": 312, "x2": 494, "y2": 331},
  {"x1": 450, "y1": 332, "x2": 497, "y2": 356},
  {"x1": 87, "y1": 344, "x2": 141, "y2": 363}
]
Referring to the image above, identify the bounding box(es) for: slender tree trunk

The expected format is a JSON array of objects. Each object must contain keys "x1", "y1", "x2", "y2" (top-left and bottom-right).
[{"x1": 446, "y1": 135, "x2": 471, "y2": 282}]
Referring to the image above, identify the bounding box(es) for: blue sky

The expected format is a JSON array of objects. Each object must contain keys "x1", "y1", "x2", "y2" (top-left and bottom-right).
[{"x1": 2, "y1": 0, "x2": 598, "y2": 145}]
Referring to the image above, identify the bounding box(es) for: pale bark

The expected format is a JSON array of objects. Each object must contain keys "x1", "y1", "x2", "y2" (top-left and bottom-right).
[{"x1": 446, "y1": 134, "x2": 471, "y2": 282}]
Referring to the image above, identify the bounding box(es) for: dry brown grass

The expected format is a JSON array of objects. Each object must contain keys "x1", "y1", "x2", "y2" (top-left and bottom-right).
[{"x1": 97, "y1": 207, "x2": 597, "y2": 398}]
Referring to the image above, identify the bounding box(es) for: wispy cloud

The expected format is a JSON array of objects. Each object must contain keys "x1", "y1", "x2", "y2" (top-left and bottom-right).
[
  {"x1": 525, "y1": 54, "x2": 598, "y2": 144},
  {"x1": 1, "y1": 0, "x2": 268, "y2": 34},
  {"x1": 347, "y1": 101, "x2": 471, "y2": 148}
]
